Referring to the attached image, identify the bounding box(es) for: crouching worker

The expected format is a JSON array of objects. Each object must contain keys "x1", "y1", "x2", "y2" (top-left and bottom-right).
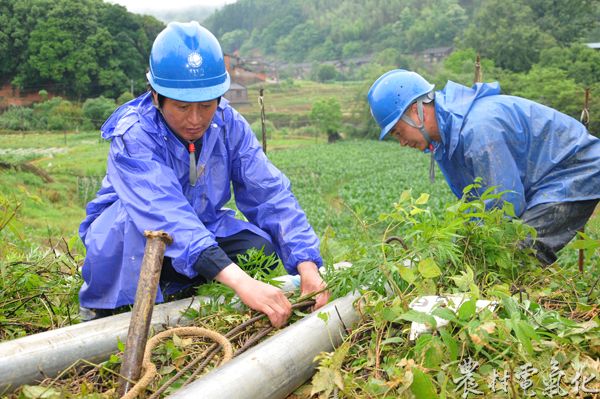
[
  {"x1": 79, "y1": 21, "x2": 329, "y2": 327},
  {"x1": 368, "y1": 69, "x2": 600, "y2": 265}
]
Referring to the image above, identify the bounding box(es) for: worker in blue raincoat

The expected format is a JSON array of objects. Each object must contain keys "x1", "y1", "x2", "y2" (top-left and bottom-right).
[
  {"x1": 79, "y1": 21, "x2": 329, "y2": 327},
  {"x1": 368, "y1": 69, "x2": 600, "y2": 265}
]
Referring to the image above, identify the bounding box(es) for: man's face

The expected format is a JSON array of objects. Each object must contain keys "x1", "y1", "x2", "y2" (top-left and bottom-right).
[
  {"x1": 155, "y1": 94, "x2": 218, "y2": 141},
  {"x1": 389, "y1": 119, "x2": 429, "y2": 151},
  {"x1": 388, "y1": 103, "x2": 437, "y2": 151}
]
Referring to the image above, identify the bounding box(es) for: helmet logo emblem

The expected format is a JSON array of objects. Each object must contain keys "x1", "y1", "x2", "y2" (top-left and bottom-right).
[{"x1": 187, "y1": 52, "x2": 203, "y2": 68}]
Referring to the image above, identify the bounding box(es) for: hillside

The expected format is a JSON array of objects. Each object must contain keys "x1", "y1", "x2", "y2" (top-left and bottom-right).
[
  {"x1": 1, "y1": 0, "x2": 600, "y2": 134},
  {"x1": 205, "y1": 0, "x2": 600, "y2": 70}
]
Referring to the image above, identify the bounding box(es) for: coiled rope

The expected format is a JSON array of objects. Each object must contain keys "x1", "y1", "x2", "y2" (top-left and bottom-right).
[{"x1": 121, "y1": 327, "x2": 233, "y2": 399}]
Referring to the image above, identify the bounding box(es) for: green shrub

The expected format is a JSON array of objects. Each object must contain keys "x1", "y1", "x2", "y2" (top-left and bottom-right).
[
  {"x1": 116, "y1": 91, "x2": 135, "y2": 105},
  {"x1": 250, "y1": 119, "x2": 276, "y2": 139},
  {"x1": 47, "y1": 100, "x2": 84, "y2": 131},
  {"x1": 0, "y1": 106, "x2": 34, "y2": 130},
  {"x1": 292, "y1": 125, "x2": 319, "y2": 138},
  {"x1": 31, "y1": 97, "x2": 82, "y2": 130},
  {"x1": 310, "y1": 98, "x2": 342, "y2": 142},
  {"x1": 312, "y1": 64, "x2": 338, "y2": 82},
  {"x1": 82, "y1": 97, "x2": 117, "y2": 129},
  {"x1": 32, "y1": 97, "x2": 64, "y2": 125}
]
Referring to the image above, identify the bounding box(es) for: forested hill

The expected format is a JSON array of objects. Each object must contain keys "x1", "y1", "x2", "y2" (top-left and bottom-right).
[
  {"x1": 1, "y1": 0, "x2": 599, "y2": 102},
  {"x1": 205, "y1": 0, "x2": 599, "y2": 70},
  {"x1": 0, "y1": 0, "x2": 165, "y2": 99}
]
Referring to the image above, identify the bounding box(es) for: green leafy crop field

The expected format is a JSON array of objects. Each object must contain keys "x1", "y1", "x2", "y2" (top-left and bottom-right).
[{"x1": 0, "y1": 132, "x2": 598, "y2": 397}]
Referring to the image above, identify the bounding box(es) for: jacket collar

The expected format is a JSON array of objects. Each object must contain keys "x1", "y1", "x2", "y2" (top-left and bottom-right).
[{"x1": 434, "y1": 81, "x2": 501, "y2": 159}]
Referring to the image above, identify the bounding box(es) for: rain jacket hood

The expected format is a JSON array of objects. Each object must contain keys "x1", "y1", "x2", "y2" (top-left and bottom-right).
[
  {"x1": 79, "y1": 93, "x2": 322, "y2": 309},
  {"x1": 431, "y1": 81, "x2": 600, "y2": 216}
]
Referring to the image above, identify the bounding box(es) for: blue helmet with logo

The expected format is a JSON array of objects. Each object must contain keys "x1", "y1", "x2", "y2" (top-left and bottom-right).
[
  {"x1": 147, "y1": 21, "x2": 230, "y2": 102},
  {"x1": 368, "y1": 69, "x2": 434, "y2": 140}
]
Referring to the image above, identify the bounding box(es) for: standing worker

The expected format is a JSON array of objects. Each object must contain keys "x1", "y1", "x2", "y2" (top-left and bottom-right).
[
  {"x1": 368, "y1": 69, "x2": 600, "y2": 265},
  {"x1": 79, "y1": 21, "x2": 329, "y2": 327}
]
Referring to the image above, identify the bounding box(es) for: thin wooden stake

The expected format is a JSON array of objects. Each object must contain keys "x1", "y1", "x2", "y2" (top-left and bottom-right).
[
  {"x1": 474, "y1": 54, "x2": 482, "y2": 84},
  {"x1": 259, "y1": 88, "x2": 267, "y2": 153},
  {"x1": 578, "y1": 88, "x2": 591, "y2": 272}
]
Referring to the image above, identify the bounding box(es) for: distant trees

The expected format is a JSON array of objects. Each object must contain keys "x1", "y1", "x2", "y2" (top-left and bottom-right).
[
  {"x1": 3, "y1": 0, "x2": 164, "y2": 99},
  {"x1": 460, "y1": 0, "x2": 554, "y2": 72},
  {"x1": 205, "y1": 0, "x2": 599, "y2": 78},
  {"x1": 220, "y1": 29, "x2": 249, "y2": 54},
  {"x1": 276, "y1": 21, "x2": 326, "y2": 62},
  {"x1": 502, "y1": 67, "x2": 582, "y2": 118},
  {"x1": 205, "y1": 0, "x2": 469, "y2": 63},
  {"x1": 527, "y1": 0, "x2": 598, "y2": 45},
  {"x1": 460, "y1": 0, "x2": 598, "y2": 72},
  {"x1": 439, "y1": 48, "x2": 498, "y2": 84},
  {"x1": 537, "y1": 44, "x2": 600, "y2": 88},
  {"x1": 402, "y1": 0, "x2": 467, "y2": 52},
  {"x1": 1, "y1": 0, "x2": 599, "y2": 138}
]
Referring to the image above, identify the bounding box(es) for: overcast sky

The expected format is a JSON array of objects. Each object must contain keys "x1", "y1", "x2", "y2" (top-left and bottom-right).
[{"x1": 106, "y1": 0, "x2": 236, "y2": 13}]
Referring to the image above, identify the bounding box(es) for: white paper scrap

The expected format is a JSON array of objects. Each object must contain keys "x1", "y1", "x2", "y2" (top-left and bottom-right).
[{"x1": 408, "y1": 294, "x2": 497, "y2": 340}]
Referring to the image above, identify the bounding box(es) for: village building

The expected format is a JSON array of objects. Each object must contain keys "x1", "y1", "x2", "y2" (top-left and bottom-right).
[
  {"x1": 223, "y1": 81, "x2": 249, "y2": 104},
  {"x1": 418, "y1": 46, "x2": 454, "y2": 64}
]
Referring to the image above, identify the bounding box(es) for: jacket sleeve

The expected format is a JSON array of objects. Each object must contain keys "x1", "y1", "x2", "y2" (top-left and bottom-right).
[
  {"x1": 227, "y1": 115, "x2": 322, "y2": 274},
  {"x1": 107, "y1": 125, "x2": 219, "y2": 279},
  {"x1": 461, "y1": 118, "x2": 526, "y2": 217}
]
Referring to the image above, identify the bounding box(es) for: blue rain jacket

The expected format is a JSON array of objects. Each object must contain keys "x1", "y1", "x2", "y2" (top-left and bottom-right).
[
  {"x1": 79, "y1": 93, "x2": 322, "y2": 309},
  {"x1": 432, "y1": 81, "x2": 600, "y2": 217}
]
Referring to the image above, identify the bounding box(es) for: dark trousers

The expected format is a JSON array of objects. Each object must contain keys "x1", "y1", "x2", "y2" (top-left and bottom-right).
[
  {"x1": 521, "y1": 199, "x2": 599, "y2": 265},
  {"x1": 81, "y1": 230, "x2": 277, "y2": 320},
  {"x1": 160, "y1": 229, "x2": 276, "y2": 293}
]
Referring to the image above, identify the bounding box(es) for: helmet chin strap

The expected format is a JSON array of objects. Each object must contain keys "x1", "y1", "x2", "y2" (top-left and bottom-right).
[
  {"x1": 400, "y1": 99, "x2": 432, "y2": 145},
  {"x1": 400, "y1": 99, "x2": 436, "y2": 183}
]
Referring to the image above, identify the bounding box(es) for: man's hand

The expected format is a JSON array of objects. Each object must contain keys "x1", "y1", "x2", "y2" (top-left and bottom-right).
[
  {"x1": 215, "y1": 263, "x2": 291, "y2": 328},
  {"x1": 297, "y1": 261, "x2": 330, "y2": 310}
]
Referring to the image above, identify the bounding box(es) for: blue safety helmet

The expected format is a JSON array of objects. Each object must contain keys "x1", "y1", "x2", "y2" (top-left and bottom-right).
[
  {"x1": 147, "y1": 21, "x2": 230, "y2": 102},
  {"x1": 368, "y1": 69, "x2": 435, "y2": 140}
]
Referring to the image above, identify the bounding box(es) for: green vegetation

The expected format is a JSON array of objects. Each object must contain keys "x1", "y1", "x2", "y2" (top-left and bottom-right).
[
  {"x1": 236, "y1": 81, "x2": 366, "y2": 139},
  {"x1": 0, "y1": 1, "x2": 599, "y2": 392},
  {"x1": 307, "y1": 189, "x2": 599, "y2": 398},
  {"x1": 310, "y1": 98, "x2": 343, "y2": 142},
  {"x1": 0, "y1": 96, "x2": 121, "y2": 131},
  {"x1": 3, "y1": 0, "x2": 600, "y2": 134},
  {"x1": 1, "y1": 0, "x2": 164, "y2": 98},
  {"x1": 1, "y1": 135, "x2": 598, "y2": 396},
  {"x1": 206, "y1": 0, "x2": 598, "y2": 68},
  {"x1": 207, "y1": 0, "x2": 600, "y2": 133}
]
